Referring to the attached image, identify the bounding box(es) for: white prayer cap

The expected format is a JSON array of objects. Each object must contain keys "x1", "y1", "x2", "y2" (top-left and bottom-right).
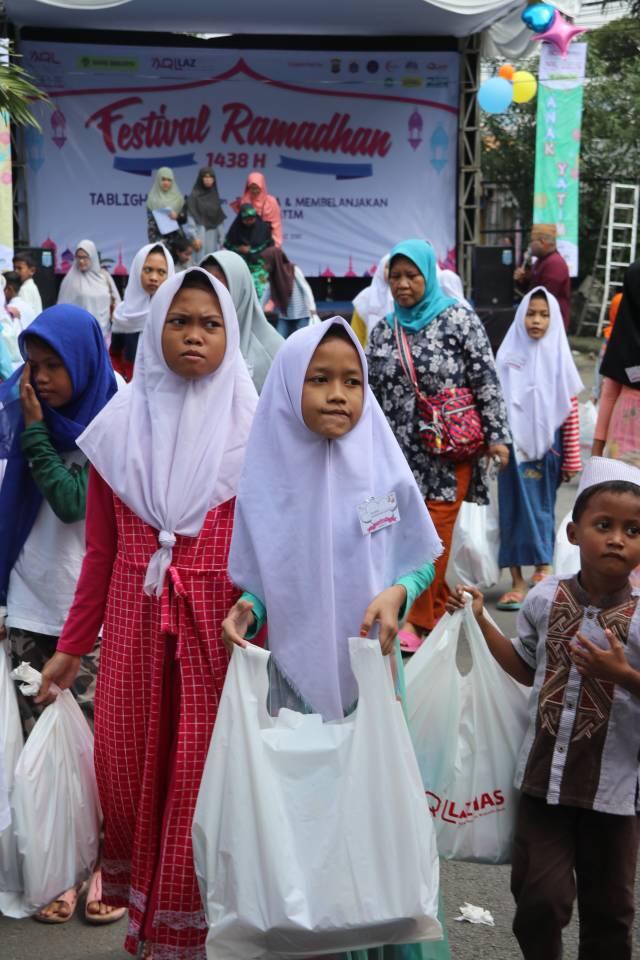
[{"x1": 577, "y1": 456, "x2": 640, "y2": 498}]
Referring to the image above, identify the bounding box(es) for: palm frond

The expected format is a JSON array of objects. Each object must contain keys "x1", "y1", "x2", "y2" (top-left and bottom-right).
[{"x1": 0, "y1": 53, "x2": 51, "y2": 131}]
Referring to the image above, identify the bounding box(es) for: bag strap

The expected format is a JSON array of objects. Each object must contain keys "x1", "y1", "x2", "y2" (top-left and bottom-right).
[{"x1": 393, "y1": 316, "x2": 419, "y2": 391}]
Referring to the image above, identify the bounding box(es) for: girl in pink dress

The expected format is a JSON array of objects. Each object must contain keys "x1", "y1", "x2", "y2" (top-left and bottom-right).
[{"x1": 37, "y1": 268, "x2": 257, "y2": 959}]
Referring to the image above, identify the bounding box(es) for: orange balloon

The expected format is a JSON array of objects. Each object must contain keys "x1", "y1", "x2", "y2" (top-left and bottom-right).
[{"x1": 499, "y1": 64, "x2": 515, "y2": 80}]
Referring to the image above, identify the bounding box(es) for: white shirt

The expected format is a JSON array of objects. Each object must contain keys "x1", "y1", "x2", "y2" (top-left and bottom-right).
[
  {"x1": 17, "y1": 278, "x2": 42, "y2": 316},
  {"x1": 6, "y1": 450, "x2": 87, "y2": 636}
]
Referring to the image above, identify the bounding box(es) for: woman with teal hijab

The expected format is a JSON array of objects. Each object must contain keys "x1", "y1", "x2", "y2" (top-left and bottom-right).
[
  {"x1": 368, "y1": 238, "x2": 511, "y2": 653},
  {"x1": 386, "y1": 239, "x2": 456, "y2": 332}
]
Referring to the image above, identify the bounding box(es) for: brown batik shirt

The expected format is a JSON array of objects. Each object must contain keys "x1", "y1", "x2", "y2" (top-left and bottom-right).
[{"x1": 512, "y1": 574, "x2": 640, "y2": 815}]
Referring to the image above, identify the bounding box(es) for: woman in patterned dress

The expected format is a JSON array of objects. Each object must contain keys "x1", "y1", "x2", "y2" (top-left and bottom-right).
[
  {"x1": 366, "y1": 239, "x2": 511, "y2": 649},
  {"x1": 37, "y1": 268, "x2": 258, "y2": 959}
]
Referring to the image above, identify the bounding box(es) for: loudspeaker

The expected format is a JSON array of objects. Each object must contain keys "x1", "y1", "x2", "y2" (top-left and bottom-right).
[
  {"x1": 13, "y1": 246, "x2": 57, "y2": 308},
  {"x1": 476, "y1": 305, "x2": 515, "y2": 355},
  {"x1": 472, "y1": 246, "x2": 514, "y2": 308}
]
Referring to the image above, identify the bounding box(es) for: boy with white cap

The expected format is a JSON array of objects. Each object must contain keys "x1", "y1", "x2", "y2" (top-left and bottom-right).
[{"x1": 447, "y1": 456, "x2": 640, "y2": 960}]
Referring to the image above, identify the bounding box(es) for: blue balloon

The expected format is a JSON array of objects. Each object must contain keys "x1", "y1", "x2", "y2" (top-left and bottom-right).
[
  {"x1": 478, "y1": 77, "x2": 513, "y2": 114},
  {"x1": 522, "y1": 3, "x2": 557, "y2": 33}
]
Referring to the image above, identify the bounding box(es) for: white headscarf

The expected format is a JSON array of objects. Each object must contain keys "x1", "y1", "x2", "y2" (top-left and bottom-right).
[
  {"x1": 436, "y1": 268, "x2": 472, "y2": 310},
  {"x1": 496, "y1": 286, "x2": 583, "y2": 461},
  {"x1": 77, "y1": 268, "x2": 258, "y2": 595},
  {"x1": 228, "y1": 317, "x2": 442, "y2": 720},
  {"x1": 58, "y1": 239, "x2": 119, "y2": 335},
  {"x1": 352, "y1": 254, "x2": 393, "y2": 334},
  {"x1": 112, "y1": 242, "x2": 174, "y2": 335},
  {"x1": 208, "y1": 250, "x2": 283, "y2": 393}
]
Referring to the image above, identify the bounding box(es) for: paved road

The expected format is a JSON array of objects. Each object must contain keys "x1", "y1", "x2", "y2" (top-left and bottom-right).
[{"x1": 5, "y1": 352, "x2": 637, "y2": 959}]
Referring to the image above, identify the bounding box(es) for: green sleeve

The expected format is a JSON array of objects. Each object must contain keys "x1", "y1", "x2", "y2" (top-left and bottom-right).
[
  {"x1": 20, "y1": 422, "x2": 89, "y2": 524},
  {"x1": 239, "y1": 590, "x2": 267, "y2": 640},
  {"x1": 395, "y1": 562, "x2": 435, "y2": 622}
]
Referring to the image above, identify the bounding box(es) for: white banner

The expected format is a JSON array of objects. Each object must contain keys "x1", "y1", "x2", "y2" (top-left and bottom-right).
[{"x1": 20, "y1": 43, "x2": 459, "y2": 276}]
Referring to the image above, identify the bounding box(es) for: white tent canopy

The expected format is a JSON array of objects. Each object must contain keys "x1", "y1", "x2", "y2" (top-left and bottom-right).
[{"x1": 8, "y1": 0, "x2": 524, "y2": 38}]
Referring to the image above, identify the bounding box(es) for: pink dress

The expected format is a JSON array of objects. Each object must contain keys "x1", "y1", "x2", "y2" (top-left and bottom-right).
[
  {"x1": 594, "y1": 378, "x2": 640, "y2": 466},
  {"x1": 58, "y1": 469, "x2": 239, "y2": 959}
]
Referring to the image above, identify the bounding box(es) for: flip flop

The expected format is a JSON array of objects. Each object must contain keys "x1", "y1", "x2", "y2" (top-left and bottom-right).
[
  {"x1": 85, "y1": 868, "x2": 127, "y2": 925},
  {"x1": 496, "y1": 590, "x2": 526, "y2": 611},
  {"x1": 398, "y1": 628, "x2": 423, "y2": 654},
  {"x1": 530, "y1": 571, "x2": 550, "y2": 586},
  {"x1": 34, "y1": 883, "x2": 84, "y2": 924}
]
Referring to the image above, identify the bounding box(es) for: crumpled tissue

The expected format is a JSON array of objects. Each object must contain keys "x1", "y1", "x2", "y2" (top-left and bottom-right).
[{"x1": 455, "y1": 902, "x2": 495, "y2": 926}]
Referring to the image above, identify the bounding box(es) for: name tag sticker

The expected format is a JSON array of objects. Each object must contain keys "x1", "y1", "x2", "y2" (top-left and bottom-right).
[
  {"x1": 505, "y1": 353, "x2": 525, "y2": 370},
  {"x1": 357, "y1": 492, "x2": 400, "y2": 536},
  {"x1": 626, "y1": 365, "x2": 640, "y2": 384}
]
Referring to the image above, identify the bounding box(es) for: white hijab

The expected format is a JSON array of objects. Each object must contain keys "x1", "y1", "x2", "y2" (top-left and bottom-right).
[
  {"x1": 228, "y1": 317, "x2": 442, "y2": 720},
  {"x1": 78, "y1": 268, "x2": 258, "y2": 595},
  {"x1": 352, "y1": 254, "x2": 393, "y2": 334},
  {"x1": 496, "y1": 286, "x2": 583, "y2": 461},
  {"x1": 208, "y1": 250, "x2": 283, "y2": 393},
  {"x1": 436, "y1": 268, "x2": 472, "y2": 310},
  {"x1": 58, "y1": 239, "x2": 119, "y2": 335},
  {"x1": 112, "y1": 242, "x2": 174, "y2": 335}
]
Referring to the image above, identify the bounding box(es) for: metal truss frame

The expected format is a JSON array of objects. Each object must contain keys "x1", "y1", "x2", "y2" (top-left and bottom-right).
[{"x1": 457, "y1": 33, "x2": 481, "y2": 298}]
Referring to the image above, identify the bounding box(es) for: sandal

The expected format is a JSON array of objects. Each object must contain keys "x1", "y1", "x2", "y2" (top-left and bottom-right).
[
  {"x1": 85, "y1": 868, "x2": 127, "y2": 925},
  {"x1": 398, "y1": 628, "x2": 423, "y2": 654},
  {"x1": 496, "y1": 590, "x2": 526, "y2": 611},
  {"x1": 34, "y1": 883, "x2": 84, "y2": 924},
  {"x1": 530, "y1": 570, "x2": 550, "y2": 587}
]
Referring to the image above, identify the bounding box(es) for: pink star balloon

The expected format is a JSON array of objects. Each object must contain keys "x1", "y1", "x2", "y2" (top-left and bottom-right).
[{"x1": 533, "y1": 12, "x2": 587, "y2": 58}]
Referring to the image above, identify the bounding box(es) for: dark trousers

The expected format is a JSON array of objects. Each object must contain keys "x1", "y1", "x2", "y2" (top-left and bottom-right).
[{"x1": 511, "y1": 793, "x2": 639, "y2": 960}]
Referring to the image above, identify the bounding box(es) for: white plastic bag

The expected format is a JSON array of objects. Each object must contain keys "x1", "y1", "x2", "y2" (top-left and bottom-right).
[
  {"x1": 451, "y1": 499, "x2": 500, "y2": 589},
  {"x1": 0, "y1": 642, "x2": 24, "y2": 915},
  {"x1": 579, "y1": 401, "x2": 597, "y2": 457},
  {"x1": 9, "y1": 663, "x2": 102, "y2": 913},
  {"x1": 553, "y1": 510, "x2": 580, "y2": 577},
  {"x1": 405, "y1": 603, "x2": 529, "y2": 864},
  {"x1": 193, "y1": 638, "x2": 442, "y2": 959}
]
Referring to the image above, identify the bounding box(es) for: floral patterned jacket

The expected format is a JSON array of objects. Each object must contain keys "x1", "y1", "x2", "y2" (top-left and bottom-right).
[{"x1": 366, "y1": 304, "x2": 511, "y2": 504}]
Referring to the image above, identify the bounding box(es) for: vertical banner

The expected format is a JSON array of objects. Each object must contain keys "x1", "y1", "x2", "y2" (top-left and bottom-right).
[
  {"x1": 533, "y1": 42, "x2": 587, "y2": 277},
  {"x1": 0, "y1": 39, "x2": 13, "y2": 269}
]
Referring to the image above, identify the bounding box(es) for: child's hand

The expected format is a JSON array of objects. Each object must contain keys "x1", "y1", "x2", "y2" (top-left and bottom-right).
[
  {"x1": 562, "y1": 470, "x2": 578, "y2": 483},
  {"x1": 20, "y1": 362, "x2": 43, "y2": 427},
  {"x1": 221, "y1": 599, "x2": 255, "y2": 655},
  {"x1": 445, "y1": 584, "x2": 485, "y2": 620},
  {"x1": 360, "y1": 585, "x2": 406, "y2": 656},
  {"x1": 571, "y1": 628, "x2": 630, "y2": 685},
  {"x1": 34, "y1": 651, "x2": 82, "y2": 705}
]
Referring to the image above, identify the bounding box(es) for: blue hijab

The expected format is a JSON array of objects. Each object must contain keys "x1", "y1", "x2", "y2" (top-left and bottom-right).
[
  {"x1": 0, "y1": 305, "x2": 117, "y2": 604},
  {"x1": 385, "y1": 239, "x2": 456, "y2": 332}
]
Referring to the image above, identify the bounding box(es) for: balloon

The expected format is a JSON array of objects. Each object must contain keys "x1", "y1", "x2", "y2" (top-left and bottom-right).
[
  {"x1": 533, "y1": 12, "x2": 588, "y2": 58},
  {"x1": 498, "y1": 64, "x2": 515, "y2": 80},
  {"x1": 522, "y1": 3, "x2": 556, "y2": 33},
  {"x1": 512, "y1": 70, "x2": 537, "y2": 103},
  {"x1": 478, "y1": 77, "x2": 513, "y2": 114}
]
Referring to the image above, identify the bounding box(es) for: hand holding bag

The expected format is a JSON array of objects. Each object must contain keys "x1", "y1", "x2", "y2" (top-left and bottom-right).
[
  {"x1": 193, "y1": 638, "x2": 442, "y2": 959},
  {"x1": 405, "y1": 602, "x2": 529, "y2": 864},
  {"x1": 394, "y1": 318, "x2": 485, "y2": 461}
]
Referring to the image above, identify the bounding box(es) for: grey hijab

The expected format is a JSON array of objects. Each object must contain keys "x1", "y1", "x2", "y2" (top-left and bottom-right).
[{"x1": 205, "y1": 250, "x2": 283, "y2": 393}]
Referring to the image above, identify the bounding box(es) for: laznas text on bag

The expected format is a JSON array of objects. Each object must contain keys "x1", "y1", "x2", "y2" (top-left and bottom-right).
[{"x1": 426, "y1": 789, "x2": 505, "y2": 825}]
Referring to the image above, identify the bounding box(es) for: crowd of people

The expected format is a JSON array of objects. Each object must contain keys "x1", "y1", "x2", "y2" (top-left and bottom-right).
[{"x1": 1, "y1": 179, "x2": 640, "y2": 960}]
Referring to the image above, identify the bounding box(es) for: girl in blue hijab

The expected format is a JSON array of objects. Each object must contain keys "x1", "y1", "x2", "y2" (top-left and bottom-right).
[
  {"x1": 0, "y1": 304, "x2": 121, "y2": 925},
  {"x1": 385, "y1": 239, "x2": 455, "y2": 332}
]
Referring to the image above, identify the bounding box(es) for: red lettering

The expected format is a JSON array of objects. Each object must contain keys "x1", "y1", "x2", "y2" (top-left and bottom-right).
[
  {"x1": 493, "y1": 789, "x2": 505, "y2": 807},
  {"x1": 221, "y1": 101, "x2": 391, "y2": 159},
  {"x1": 222, "y1": 102, "x2": 252, "y2": 145},
  {"x1": 86, "y1": 98, "x2": 210, "y2": 154},
  {"x1": 480, "y1": 792, "x2": 495, "y2": 810},
  {"x1": 86, "y1": 96, "x2": 143, "y2": 154}
]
